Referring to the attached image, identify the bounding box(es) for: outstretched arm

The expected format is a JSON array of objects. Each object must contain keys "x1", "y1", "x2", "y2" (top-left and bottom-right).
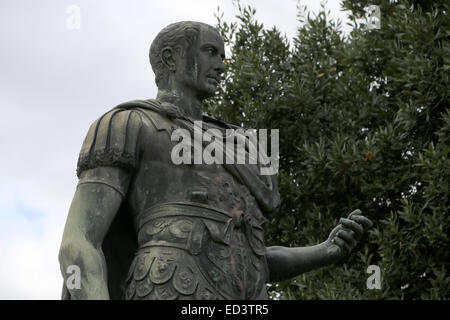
[
  {"x1": 59, "y1": 167, "x2": 131, "y2": 299},
  {"x1": 266, "y1": 210, "x2": 372, "y2": 282}
]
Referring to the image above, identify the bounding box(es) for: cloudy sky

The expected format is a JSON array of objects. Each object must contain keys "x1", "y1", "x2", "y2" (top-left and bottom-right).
[{"x1": 0, "y1": 0, "x2": 351, "y2": 299}]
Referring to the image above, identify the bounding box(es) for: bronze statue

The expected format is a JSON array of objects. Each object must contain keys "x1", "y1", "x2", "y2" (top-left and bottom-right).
[{"x1": 59, "y1": 21, "x2": 372, "y2": 300}]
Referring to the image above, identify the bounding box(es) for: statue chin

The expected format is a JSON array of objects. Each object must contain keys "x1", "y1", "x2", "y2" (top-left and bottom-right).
[{"x1": 197, "y1": 86, "x2": 217, "y2": 100}]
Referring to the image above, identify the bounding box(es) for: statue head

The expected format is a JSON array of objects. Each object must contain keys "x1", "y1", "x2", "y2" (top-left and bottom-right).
[{"x1": 150, "y1": 21, "x2": 226, "y2": 99}]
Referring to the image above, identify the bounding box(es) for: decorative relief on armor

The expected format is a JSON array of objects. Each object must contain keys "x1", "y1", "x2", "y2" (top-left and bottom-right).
[
  {"x1": 125, "y1": 255, "x2": 137, "y2": 283},
  {"x1": 143, "y1": 218, "x2": 171, "y2": 237},
  {"x1": 129, "y1": 196, "x2": 270, "y2": 300},
  {"x1": 195, "y1": 286, "x2": 216, "y2": 300},
  {"x1": 135, "y1": 274, "x2": 154, "y2": 298},
  {"x1": 123, "y1": 242, "x2": 267, "y2": 300},
  {"x1": 196, "y1": 230, "x2": 256, "y2": 299},
  {"x1": 169, "y1": 219, "x2": 193, "y2": 239},
  {"x1": 134, "y1": 254, "x2": 154, "y2": 280},
  {"x1": 150, "y1": 253, "x2": 176, "y2": 284},
  {"x1": 173, "y1": 265, "x2": 198, "y2": 295},
  {"x1": 155, "y1": 282, "x2": 179, "y2": 300},
  {"x1": 125, "y1": 278, "x2": 136, "y2": 300}
]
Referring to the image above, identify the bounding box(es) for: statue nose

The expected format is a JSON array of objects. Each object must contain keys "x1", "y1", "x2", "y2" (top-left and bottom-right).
[{"x1": 215, "y1": 61, "x2": 226, "y2": 75}]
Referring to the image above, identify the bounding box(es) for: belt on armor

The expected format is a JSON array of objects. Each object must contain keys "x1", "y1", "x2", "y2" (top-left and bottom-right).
[{"x1": 137, "y1": 202, "x2": 266, "y2": 256}]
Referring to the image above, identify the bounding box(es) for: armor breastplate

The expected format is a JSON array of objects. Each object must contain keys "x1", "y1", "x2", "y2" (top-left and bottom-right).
[{"x1": 123, "y1": 108, "x2": 270, "y2": 300}]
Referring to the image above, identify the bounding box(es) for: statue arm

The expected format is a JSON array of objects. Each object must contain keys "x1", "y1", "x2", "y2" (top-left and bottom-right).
[
  {"x1": 265, "y1": 210, "x2": 373, "y2": 282},
  {"x1": 59, "y1": 166, "x2": 131, "y2": 299},
  {"x1": 265, "y1": 242, "x2": 333, "y2": 282}
]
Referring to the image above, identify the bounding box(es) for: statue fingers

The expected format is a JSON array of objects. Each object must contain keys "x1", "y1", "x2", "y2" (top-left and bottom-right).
[
  {"x1": 332, "y1": 234, "x2": 351, "y2": 254},
  {"x1": 336, "y1": 229, "x2": 357, "y2": 248},
  {"x1": 348, "y1": 209, "x2": 361, "y2": 219},
  {"x1": 339, "y1": 218, "x2": 364, "y2": 237},
  {"x1": 350, "y1": 214, "x2": 373, "y2": 230}
]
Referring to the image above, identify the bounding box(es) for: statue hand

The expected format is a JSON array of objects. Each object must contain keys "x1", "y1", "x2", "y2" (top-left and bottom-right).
[{"x1": 325, "y1": 209, "x2": 373, "y2": 262}]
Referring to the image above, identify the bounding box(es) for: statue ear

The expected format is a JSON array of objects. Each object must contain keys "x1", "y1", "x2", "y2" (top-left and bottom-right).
[{"x1": 161, "y1": 47, "x2": 176, "y2": 72}]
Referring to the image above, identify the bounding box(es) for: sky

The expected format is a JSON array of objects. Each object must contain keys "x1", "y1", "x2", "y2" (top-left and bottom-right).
[{"x1": 0, "y1": 0, "x2": 352, "y2": 299}]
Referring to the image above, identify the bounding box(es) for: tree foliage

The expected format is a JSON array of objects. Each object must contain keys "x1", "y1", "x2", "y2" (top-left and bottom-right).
[{"x1": 205, "y1": 0, "x2": 449, "y2": 299}]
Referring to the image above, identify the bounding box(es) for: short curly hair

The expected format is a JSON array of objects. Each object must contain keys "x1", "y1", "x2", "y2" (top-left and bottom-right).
[{"x1": 149, "y1": 21, "x2": 220, "y2": 88}]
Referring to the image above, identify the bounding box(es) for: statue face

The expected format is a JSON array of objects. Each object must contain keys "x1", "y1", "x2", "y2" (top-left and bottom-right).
[{"x1": 176, "y1": 26, "x2": 226, "y2": 100}]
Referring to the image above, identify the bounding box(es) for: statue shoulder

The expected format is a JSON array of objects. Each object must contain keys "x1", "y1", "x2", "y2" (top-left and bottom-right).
[
  {"x1": 114, "y1": 98, "x2": 176, "y2": 135},
  {"x1": 76, "y1": 108, "x2": 144, "y2": 178}
]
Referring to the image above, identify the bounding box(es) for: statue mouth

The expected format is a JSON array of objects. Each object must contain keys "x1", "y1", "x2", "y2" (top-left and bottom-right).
[{"x1": 207, "y1": 76, "x2": 220, "y2": 85}]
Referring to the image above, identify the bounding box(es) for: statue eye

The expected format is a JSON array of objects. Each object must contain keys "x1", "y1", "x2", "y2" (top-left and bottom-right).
[{"x1": 206, "y1": 47, "x2": 216, "y2": 55}]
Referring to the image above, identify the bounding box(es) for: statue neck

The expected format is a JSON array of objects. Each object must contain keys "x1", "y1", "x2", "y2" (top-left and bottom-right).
[{"x1": 156, "y1": 89, "x2": 203, "y2": 120}]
